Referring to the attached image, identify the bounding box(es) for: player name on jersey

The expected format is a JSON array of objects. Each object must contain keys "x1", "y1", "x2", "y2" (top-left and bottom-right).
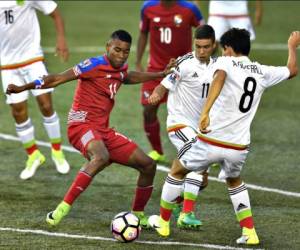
[{"x1": 232, "y1": 60, "x2": 263, "y2": 75}]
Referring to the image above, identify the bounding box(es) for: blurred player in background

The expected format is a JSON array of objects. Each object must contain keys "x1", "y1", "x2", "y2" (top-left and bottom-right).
[
  {"x1": 148, "y1": 24, "x2": 216, "y2": 229},
  {"x1": 7, "y1": 30, "x2": 175, "y2": 229},
  {"x1": 149, "y1": 28, "x2": 300, "y2": 244},
  {"x1": 136, "y1": 0, "x2": 205, "y2": 164},
  {"x1": 0, "y1": 0, "x2": 70, "y2": 180},
  {"x1": 207, "y1": 0, "x2": 262, "y2": 42},
  {"x1": 195, "y1": 0, "x2": 263, "y2": 52}
]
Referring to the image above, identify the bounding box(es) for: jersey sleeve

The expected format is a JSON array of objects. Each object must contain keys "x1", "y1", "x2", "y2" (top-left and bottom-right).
[
  {"x1": 210, "y1": 57, "x2": 228, "y2": 76},
  {"x1": 139, "y1": 2, "x2": 150, "y2": 32},
  {"x1": 31, "y1": 0, "x2": 57, "y2": 15},
  {"x1": 161, "y1": 56, "x2": 189, "y2": 91},
  {"x1": 260, "y1": 65, "x2": 290, "y2": 88},
  {"x1": 189, "y1": 3, "x2": 205, "y2": 26},
  {"x1": 73, "y1": 58, "x2": 97, "y2": 79},
  {"x1": 161, "y1": 68, "x2": 182, "y2": 91}
]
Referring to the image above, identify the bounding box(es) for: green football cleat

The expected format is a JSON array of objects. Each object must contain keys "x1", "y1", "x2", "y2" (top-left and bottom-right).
[
  {"x1": 20, "y1": 150, "x2": 46, "y2": 180},
  {"x1": 149, "y1": 215, "x2": 170, "y2": 237},
  {"x1": 148, "y1": 150, "x2": 169, "y2": 165},
  {"x1": 46, "y1": 201, "x2": 71, "y2": 226},
  {"x1": 132, "y1": 211, "x2": 150, "y2": 229},
  {"x1": 236, "y1": 227, "x2": 260, "y2": 245},
  {"x1": 172, "y1": 203, "x2": 182, "y2": 222},
  {"x1": 177, "y1": 212, "x2": 202, "y2": 229},
  {"x1": 51, "y1": 149, "x2": 70, "y2": 174}
]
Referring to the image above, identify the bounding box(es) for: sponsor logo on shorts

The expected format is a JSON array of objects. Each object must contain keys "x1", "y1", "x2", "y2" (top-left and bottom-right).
[
  {"x1": 143, "y1": 91, "x2": 150, "y2": 98},
  {"x1": 81, "y1": 130, "x2": 94, "y2": 147}
]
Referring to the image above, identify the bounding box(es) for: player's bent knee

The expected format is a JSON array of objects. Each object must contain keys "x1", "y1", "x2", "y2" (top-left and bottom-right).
[
  {"x1": 141, "y1": 158, "x2": 156, "y2": 175},
  {"x1": 11, "y1": 105, "x2": 27, "y2": 119},
  {"x1": 92, "y1": 152, "x2": 110, "y2": 169},
  {"x1": 226, "y1": 176, "x2": 241, "y2": 188},
  {"x1": 39, "y1": 102, "x2": 53, "y2": 114}
]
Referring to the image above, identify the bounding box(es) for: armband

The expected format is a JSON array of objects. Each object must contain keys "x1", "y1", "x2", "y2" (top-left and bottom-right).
[{"x1": 34, "y1": 78, "x2": 44, "y2": 89}]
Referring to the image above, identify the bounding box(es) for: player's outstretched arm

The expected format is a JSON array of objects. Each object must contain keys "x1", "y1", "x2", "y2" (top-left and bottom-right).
[
  {"x1": 49, "y1": 8, "x2": 69, "y2": 62},
  {"x1": 126, "y1": 58, "x2": 176, "y2": 84},
  {"x1": 6, "y1": 68, "x2": 77, "y2": 95},
  {"x1": 287, "y1": 31, "x2": 300, "y2": 79},
  {"x1": 199, "y1": 70, "x2": 226, "y2": 134},
  {"x1": 148, "y1": 84, "x2": 168, "y2": 105},
  {"x1": 126, "y1": 71, "x2": 165, "y2": 84}
]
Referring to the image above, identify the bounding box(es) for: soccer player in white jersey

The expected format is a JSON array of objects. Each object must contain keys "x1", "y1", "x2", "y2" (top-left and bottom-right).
[
  {"x1": 207, "y1": 0, "x2": 263, "y2": 42},
  {"x1": 148, "y1": 25, "x2": 217, "y2": 229},
  {"x1": 0, "y1": 0, "x2": 70, "y2": 179},
  {"x1": 149, "y1": 28, "x2": 300, "y2": 245}
]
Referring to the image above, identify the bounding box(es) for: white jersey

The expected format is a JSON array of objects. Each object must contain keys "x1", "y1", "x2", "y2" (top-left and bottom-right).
[
  {"x1": 209, "y1": 1, "x2": 248, "y2": 16},
  {"x1": 161, "y1": 52, "x2": 217, "y2": 130},
  {"x1": 202, "y1": 56, "x2": 290, "y2": 146},
  {"x1": 0, "y1": 0, "x2": 57, "y2": 68}
]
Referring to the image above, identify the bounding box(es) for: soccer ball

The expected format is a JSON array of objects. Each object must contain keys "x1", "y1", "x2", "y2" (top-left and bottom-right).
[{"x1": 111, "y1": 211, "x2": 141, "y2": 243}]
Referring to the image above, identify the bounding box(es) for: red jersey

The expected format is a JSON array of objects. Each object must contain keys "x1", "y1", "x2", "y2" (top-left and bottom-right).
[
  {"x1": 140, "y1": 0, "x2": 204, "y2": 71},
  {"x1": 69, "y1": 55, "x2": 128, "y2": 128}
]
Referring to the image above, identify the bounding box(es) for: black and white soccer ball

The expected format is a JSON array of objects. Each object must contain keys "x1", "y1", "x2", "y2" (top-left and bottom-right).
[{"x1": 111, "y1": 211, "x2": 141, "y2": 243}]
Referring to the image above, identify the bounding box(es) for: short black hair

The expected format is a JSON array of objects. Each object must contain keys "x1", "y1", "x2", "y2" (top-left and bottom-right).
[
  {"x1": 220, "y1": 28, "x2": 250, "y2": 55},
  {"x1": 110, "y1": 29, "x2": 132, "y2": 44},
  {"x1": 194, "y1": 24, "x2": 215, "y2": 42}
]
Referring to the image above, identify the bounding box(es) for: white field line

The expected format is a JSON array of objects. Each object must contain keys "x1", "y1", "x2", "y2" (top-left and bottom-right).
[
  {"x1": 0, "y1": 227, "x2": 264, "y2": 250},
  {"x1": 0, "y1": 132, "x2": 300, "y2": 198},
  {"x1": 42, "y1": 43, "x2": 299, "y2": 53}
]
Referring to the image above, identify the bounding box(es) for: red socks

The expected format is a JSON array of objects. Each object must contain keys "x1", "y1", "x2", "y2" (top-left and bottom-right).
[
  {"x1": 132, "y1": 186, "x2": 153, "y2": 211},
  {"x1": 240, "y1": 217, "x2": 254, "y2": 229},
  {"x1": 160, "y1": 207, "x2": 173, "y2": 221},
  {"x1": 144, "y1": 119, "x2": 163, "y2": 154},
  {"x1": 26, "y1": 144, "x2": 38, "y2": 155},
  {"x1": 51, "y1": 143, "x2": 61, "y2": 151},
  {"x1": 183, "y1": 199, "x2": 195, "y2": 213},
  {"x1": 64, "y1": 171, "x2": 92, "y2": 205}
]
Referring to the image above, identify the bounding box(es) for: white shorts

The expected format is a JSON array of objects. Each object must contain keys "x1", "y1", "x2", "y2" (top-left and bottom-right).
[
  {"x1": 178, "y1": 139, "x2": 249, "y2": 178},
  {"x1": 169, "y1": 126, "x2": 212, "y2": 175},
  {"x1": 1, "y1": 61, "x2": 53, "y2": 104},
  {"x1": 168, "y1": 126, "x2": 198, "y2": 151},
  {"x1": 208, "y1": 15, "x2": 255, "y2": 41}
]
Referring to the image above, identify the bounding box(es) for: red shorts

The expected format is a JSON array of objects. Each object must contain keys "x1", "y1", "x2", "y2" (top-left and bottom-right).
[
  {"x1": 67, "y1": 123, "x2": 137, "y2": 164},
  {"x1": 140, "y1": 78, "x2": 168, "y2": 105}
]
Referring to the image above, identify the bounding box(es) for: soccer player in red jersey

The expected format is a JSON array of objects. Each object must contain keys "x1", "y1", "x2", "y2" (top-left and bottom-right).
[
  {"x1": 7, "y1": 30, "x2": 174, "y2": 228},
  {"x1": 136, "y1": 0, "x2": 205, "y2": 163}
]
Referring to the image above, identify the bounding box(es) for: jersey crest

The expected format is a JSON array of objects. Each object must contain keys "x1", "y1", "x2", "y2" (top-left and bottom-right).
[{"x1": 174, "y1": 15, "x2": 183, "y2": 26}]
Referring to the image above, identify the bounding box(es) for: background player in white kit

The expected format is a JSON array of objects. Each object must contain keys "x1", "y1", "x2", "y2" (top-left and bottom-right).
[
  {"x1": 0, "y1": 1, "x2": 70, "y2": 179},
  {"x1": 207, "y1": 0, "x2": 263, "y2": 47},
  {"x1": 149, "y1": 28, "x2": 300, "y2": 245},
  {"x1": 148, "y1": 25, "x2": 217, "y2": 231}
]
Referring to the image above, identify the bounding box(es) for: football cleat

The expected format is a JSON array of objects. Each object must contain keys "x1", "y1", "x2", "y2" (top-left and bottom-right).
[
  {"x1": 148, "y1": 215, "x2": 170, "y2": 237},
  {"x1": 46, "y1": 201, "x2": 71, "y2": 226},
  {"x1": 20, "y1": 150, "x2": 46, "y2": 180},
  {"x1": 51, "y1": 149, "x2": 70, "y2": 174},
  {"x1": 132, "y1": 211, "x2": 150, "y2": 229},
  {"x1": 177, "y1": 212, "x2": 202, "y2": 229},
  {"x1": 172, "y1": 203, "x2": 182, "y2": 222},
  {"x1": 148, "y1": 150, "x2": 169, "y2": 165},
  {"x1": 236, "y1": 227, "x2": 260, "y2": 245}
]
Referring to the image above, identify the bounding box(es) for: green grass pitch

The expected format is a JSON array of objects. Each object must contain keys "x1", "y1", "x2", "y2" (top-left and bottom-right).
[{"x1": 0, "y1": 1, "x2": 299, "y2": 249}]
